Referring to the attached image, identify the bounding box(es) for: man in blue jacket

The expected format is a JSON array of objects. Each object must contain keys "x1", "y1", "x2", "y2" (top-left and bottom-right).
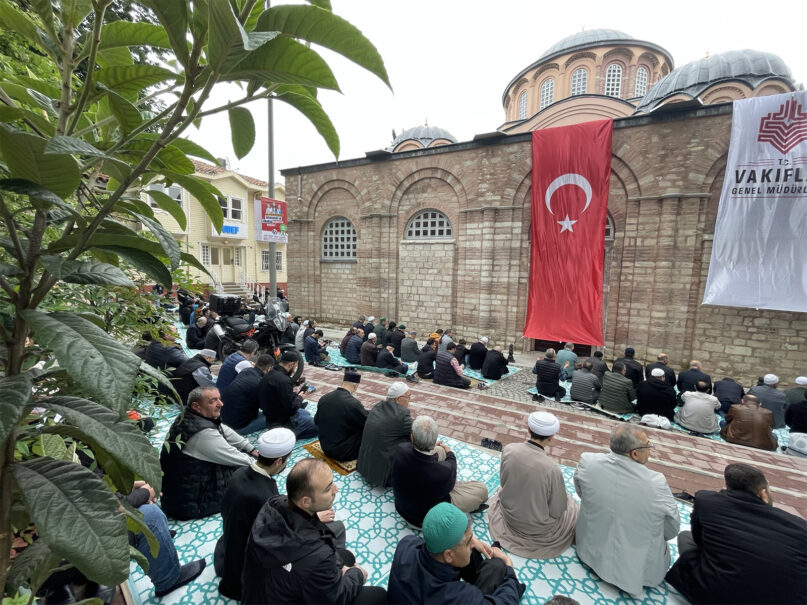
[
  {"x1": 344, "y1": 328, "x2": 364, "y2": 364},
  {"x1": 304, "y1": 329, "x2": 330, "y2": 366},
  {"x1": 217, "y1": 339, "x2": 258, "y2": 391},
  {"x1": 387, "y1": 502, "x2": 524, "y2": 605}
]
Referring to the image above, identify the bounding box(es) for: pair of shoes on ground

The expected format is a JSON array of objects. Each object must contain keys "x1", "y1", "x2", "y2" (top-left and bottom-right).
[
  {"x1": 154, "y1": 559, "x2": 207, "y2": 598},
  {"x1": 470, "y1": 502, "x2": 489, "y2": 514},
  {"x1": 532, "y1": 393, "x2": 545, "y2": 402},
  {"x1": 476, "y1": 382, "x2": 489, "y2": 390},
  {"x1": 481, "y1": 437, "x2": 503, "y2": 452},
  {"x1": 405, "y1": 374, "x2": 420, "y2": 383}
]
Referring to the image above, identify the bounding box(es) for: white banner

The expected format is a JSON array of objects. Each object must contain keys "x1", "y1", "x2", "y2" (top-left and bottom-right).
[{"x1": 702, "y1": 91, "x2": 807, "y2": 312}]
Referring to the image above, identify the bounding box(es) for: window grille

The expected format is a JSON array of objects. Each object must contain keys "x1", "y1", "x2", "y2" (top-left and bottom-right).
[
  {"x1": 321, "y1": 217, "x2": 357, "y2": 259},
  {"x1": 405, "y1": 210, "x2": 453, "y2": 239}
]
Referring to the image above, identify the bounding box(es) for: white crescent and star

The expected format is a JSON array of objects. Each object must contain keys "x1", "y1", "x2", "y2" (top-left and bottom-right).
[{"x1": 544, "y1": 173, "x2": 593, "y2": 233}]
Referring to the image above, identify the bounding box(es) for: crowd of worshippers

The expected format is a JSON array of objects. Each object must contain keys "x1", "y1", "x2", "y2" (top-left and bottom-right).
[{"x1": 532, "y1": 343, "x2": 807, "y2": 455}]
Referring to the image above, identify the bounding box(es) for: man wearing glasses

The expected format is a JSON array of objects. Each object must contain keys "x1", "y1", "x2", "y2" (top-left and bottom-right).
[{"x1": 573, "y1": 425, "x2": 680, "y2": 596}]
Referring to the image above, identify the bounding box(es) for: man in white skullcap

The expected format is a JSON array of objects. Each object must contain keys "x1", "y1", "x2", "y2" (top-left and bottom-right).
[
  {"x1": 785, "y1": 375, "x2": 807, "y2": 406},
  {"x1": 675, "y1": 378, "x2": 721, "y2": 434},
  {"x1": 357, "y1": 382, "x2": 414, "y2": 487},
  {"x1": 748, "y1": 373, "x2": 789, "y2": 428},
  {"x1": 215, "y1": 428, "x2": 346, "y2": 599},
  {"x1": 635, "y1": 366, "x2": 677, "y2": 420},
  {"x1": 488, "y1": 411, "x2": 578, "y2": 558},
  {"x1": 468, "y1": 337, "x2": 489, "y2": 371}
]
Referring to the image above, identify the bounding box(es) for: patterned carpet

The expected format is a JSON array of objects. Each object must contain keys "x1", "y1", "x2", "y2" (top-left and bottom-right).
[{"x1": 128, "y1": 401, "x2": 691, "y2": 605}]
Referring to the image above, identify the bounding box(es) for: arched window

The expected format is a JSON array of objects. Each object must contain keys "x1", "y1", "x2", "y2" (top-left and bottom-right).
[
  {"x1": 321, "y1": 217, "x2": 356, "y2": 259},
  {"x1": 605, "y1": 63, "x2": 622, "y2": 97},
  {"x1": 635, "y1": 66, "x2": 649, "y2": 97},
  {"x1": 406, "y1": 210, "x2": 453, "y2": 239},
  {"x1": 605, "y1": 214, "x2": 615, "y2": 240},
  {"x1": 570, "y1": 68, "x2": 587, "y2": 96},
  {"x1": 518, "y1": 91, "x2": 528, "y2": 120},
  {"x1": 539, "y1": 79, "x2": 554, "y2": 110}
]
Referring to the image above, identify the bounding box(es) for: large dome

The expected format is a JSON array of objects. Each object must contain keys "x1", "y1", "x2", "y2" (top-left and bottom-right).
[
  {"x1": 387, "y1": 125, "x2": 458, "y2": 152},
  {"x1": 635, "y1": 49, "x2": 795, "y2": 113},
  {"x1": 537, "y1": 28, "x2": 635, "y2": 62}
]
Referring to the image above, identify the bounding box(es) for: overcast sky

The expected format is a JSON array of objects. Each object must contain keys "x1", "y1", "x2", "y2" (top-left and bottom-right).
[{"x1": 187, "y1": 0, "x2": 807, "y2": 187}]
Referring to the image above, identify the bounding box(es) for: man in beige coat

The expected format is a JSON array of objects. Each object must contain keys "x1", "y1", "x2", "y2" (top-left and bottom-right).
[{"x1": 487, "y1": 411, "x2": 578, "y2": 558}]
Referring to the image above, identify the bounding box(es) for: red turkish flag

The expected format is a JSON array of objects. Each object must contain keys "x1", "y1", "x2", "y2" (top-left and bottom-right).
[{"x1": 524, "y1": 119, "x2": 612, "y2": 345}]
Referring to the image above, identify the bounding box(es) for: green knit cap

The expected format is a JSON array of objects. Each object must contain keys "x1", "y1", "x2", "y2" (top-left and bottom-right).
[{"x1": 422, "y1": 503, "x2": 469, "y2": 553}]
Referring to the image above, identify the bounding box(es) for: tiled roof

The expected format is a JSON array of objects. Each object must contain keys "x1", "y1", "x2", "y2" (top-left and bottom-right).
[{"x1": 192, "y1": 160, "x2": 268, "y2": 188}]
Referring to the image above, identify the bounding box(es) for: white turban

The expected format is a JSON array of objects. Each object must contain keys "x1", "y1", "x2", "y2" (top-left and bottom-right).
[
  {"x1": 257, "y1": 428, "x2": 296, "y2": 458},
  {"x1": 651, "y1": 368, "x2": 665, "y2": 378},
  {"x1": 795, "y1": 376, "x2": 807, "y2": 386},
  {"x1": 763, "y1": 373, "x2": 779, "y2": 385},
  {"x1": 528, "y1": 411, "x2": 559, "y2": 437},
  {"x1": 388, "y1": 382, "x2": 410, "y2": 399},
  {"x1": 368, "y1": 333, "x2": 377, "y2": 340},
  {"x1": 480, "y1": 337, "x2": 489, "y2": 343}
]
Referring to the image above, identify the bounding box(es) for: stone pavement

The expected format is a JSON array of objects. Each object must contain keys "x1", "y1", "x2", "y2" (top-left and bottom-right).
[{"x1": 302, "y1": 356, "x2": 807, "y2": 521}]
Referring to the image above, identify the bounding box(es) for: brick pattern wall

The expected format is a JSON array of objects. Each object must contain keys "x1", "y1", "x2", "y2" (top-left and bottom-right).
[{"x1": 398, "y1": 241, "x2": 454, "y2": 331}]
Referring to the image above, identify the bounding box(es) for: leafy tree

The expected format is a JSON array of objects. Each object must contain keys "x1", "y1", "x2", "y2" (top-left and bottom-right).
[{"x1": 0, "y1": 0, "x2": 389, "y2": 596}]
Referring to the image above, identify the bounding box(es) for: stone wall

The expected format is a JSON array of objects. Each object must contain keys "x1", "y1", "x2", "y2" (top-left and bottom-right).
[{"x1": 283, "y1": 105, "x2": 806, "y2": 386}]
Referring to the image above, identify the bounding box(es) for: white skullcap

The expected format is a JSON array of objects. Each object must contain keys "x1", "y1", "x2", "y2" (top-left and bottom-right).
[
  {"x1": 651, "y1": 368, "x2": 665, "y2": 378},
  {"x1": 528, "y1": 411, "x2": 560, "y2": 437},
  {"x1": 763, "y1": 373, "x2": 779, "y2": 385},
  {"x1": 795, "y1": 376, "x2": 807, "y2": 386},
  {"x1": 368, "y1": 332, "x2": 377, "y2": 340},
  {"x1": 480, "y1": 337, "x2": 489, "y2": 343},
  {"x1": 387, "y1": 382, "x2": 410, "y2": 399},
  {"x1": 235, "y1": 360, "x2": 252, "y2": 373},
  {"x1": 257, "y1": 428, "x2": 296, "y2": 458},
  {"x1": 368, "y1": 316, "x2": 375, "y2": 322},
  {"x1": 199, "y1": 348, "x2": 217, "y2": 359},
  {"x1": 303, "y1": 320, "x2": 309, "y2": 326}
]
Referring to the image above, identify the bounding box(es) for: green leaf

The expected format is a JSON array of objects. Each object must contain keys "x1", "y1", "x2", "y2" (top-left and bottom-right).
[
  {"x1": 135, "y1": 134, "x2": 218, "y2": 165},
  {"x1": 0, "y1": 261, "x2": 23, "y2": 276},
  {"x1": 74, "y1": 312, "x2": 106, "y2": 330},
  {"x1": 40, "y1": 434, "x2": 68, "y2": 460},
  {"x1": 154, "y1": 145, "x2": 195, "y2": 175},
  {"x1": 256, "y1": 5, "x2": 390, "y2": 88},
  {"x1": 21, "y1": 311, "x2": 141, "y2": 413},
  {"x1": 275, "y1": 85, "x2": 339, "y2": 157},
  {"x1": 98, "y1": 20, "x2": 172, "y2": 52},
  {"x1": 116, "y1": 199, "x2": 155, "y2": 220},
  {"x1": 123, "y1": 502, "x2": 159, "y2": 558},
  {"x1": 208, "y1": 0, "x2": 243, "y2": 73},
  {"x1": 97, "y1": 65, "x2": 177, "y2": 100},
  {"x1": 139, "y1": 361, "x2": 180, "y2": 402},
  {"x1": 134, "y1": 213, "x2": 181, "y2": 269},
  {"x1": 60, "y1": 0, "x2": 93, "y2": 30},
  {"x1": 0, "y1": 127, "x2": 80, "y2": 198},
  {"x1": 0, "y1": 179, "x2": 67, "y2": 211},
  {"x1": 0, "y1": 3, "x2": 41, "y2": 48},
  {"x1": 0, "y1": 373, "x2": 33, "y2": 444},
  {"x1": 162, "y1": 172, "x2": 224, "y2": 232},
  {"x1": 38, "y1": 256, "x2": 135, "y2": 287},
  {"x1": 29, "y1": 0, "x2": 55, "y2": 26},
  {"x1": 44, "y1": 136, "x2": 115, "y2": 160},
  {"x1": 224, "y1": 37, "x2": 339, "y2": 90},
  {"x1": 0, "y1": 83, "x2": 57, "y2": 117},
  {"x1": 102, "y1": 87, "x2": 143, "y2": 137},
  {"x1": 140, "y1": 1, "x2": 189, "y2": 66},
  {"x1": 40, "y1": 396, "x2": 162, "y2": 491},
  {"x1": 145, "y1": 189, "x2": 187, "y2": 230},
  {"x1": 97, "y1": 46, "x2": 135, "y2": 68},
  {"x1": 11, "y1": 458, "x2": 130, "y2": 586},
  {"x1": 0, "y1": 106, "x2": 55, "y2": 137},
  {"x1": 5, "y1": 540, "x2": 56, "y2": 591},
  {"x1": 95, "y1": 246, "x2": 172, "y2": 288},
  {"x1": 228, "y1": 107, "x2": 255, "y2": 160},
  {"x1": 306, "y1": 0, "x2": 332, "y2": 10}
]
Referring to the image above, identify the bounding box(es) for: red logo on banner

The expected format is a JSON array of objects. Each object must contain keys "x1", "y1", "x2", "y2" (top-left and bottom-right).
[
  {"x1": 524, "y1": 120, "x2": 612, "y2": 345},
  {"x1": 757, "y1": 98, "x2": 807, "y2": 154}
]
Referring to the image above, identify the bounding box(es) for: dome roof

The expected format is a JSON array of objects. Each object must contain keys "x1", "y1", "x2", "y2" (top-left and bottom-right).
[
  {"x1": 635, "y1": 49, "x2": 794, "y2": 113},
  {"x1": 388, "y1": 125, "x2": 458, "y2": 151},
  {"x1": 538, "y1": 29, "x2": 635, "y2": 62}
]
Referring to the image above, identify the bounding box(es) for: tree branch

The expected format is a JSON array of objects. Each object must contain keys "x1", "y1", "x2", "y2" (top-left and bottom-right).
[{"x1": 196, "y1": 89, "x2": 274, "y2": 118}]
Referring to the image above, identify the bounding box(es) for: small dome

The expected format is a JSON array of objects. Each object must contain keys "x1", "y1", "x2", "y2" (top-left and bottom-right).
[
  {"x1": 537, "y1": 28, "x2": 635, "y2": 62},
  {"x1": 635, "y1": 49, "x2": 795, "y2": 113},
  {"x1": 388, "y1": 125, "x2": 457, "y2": 152}
]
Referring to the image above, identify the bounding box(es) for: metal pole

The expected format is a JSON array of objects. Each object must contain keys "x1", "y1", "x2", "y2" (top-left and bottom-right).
[{"x1": 266, "y1": 0, "x2": 277, "y2": 300}]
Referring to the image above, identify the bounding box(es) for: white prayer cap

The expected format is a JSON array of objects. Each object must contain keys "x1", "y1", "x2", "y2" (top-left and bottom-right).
[
  {"x1": 651, "y1": 368, "x2": 665, "y2": 378},
  {"x1": 368, "y1": 333, "x2": 377, "y2": 340},
  {"x1": 368, "y1": 316, "x2": 375, "y2": 322},
  {"x1": 303, "y1": 320, "x2": 309, "y2": 326},
  {"x1": 388, "y1": 382, "x2": 410, "y2": 399},
  {"x1": 235, "y1": 360, "x2": 252, "y2": 373},
  {"x1": 257, "y1": 428, "x2": 296, "y2": 458},
  {"x1": 528, "y1": 411, "x2": 560, "y2": 437},
  {"x1": 199, "y1": 348, "x2": 217, "y2": 359},
  {"x1": 795, "y1": 376, "x2": 807, "y2": 386},
  {"x1": 763, "y1": 373, "x2": 779, "y2": 385},
  {"x1": 480, "y1": 337, "x2": 489, "y2": 343}
]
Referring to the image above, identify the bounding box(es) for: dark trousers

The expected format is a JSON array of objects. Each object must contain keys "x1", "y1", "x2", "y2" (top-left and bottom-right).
[
  {"x1": 538, "y1": 382, "x2": 567, "y2": 400},
  {"x1": 354, "y1": 586, "x2": 387, "y2": 604},
  {"x1": 677, "y1": 530, "x2": 697, "y2": 554},
  {"x1": 459, "y1": 550, "x2": 508, "y2": 595}
]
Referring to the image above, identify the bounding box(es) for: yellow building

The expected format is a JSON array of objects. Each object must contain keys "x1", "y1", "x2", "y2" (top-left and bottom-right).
[{"x1": 148, "y1": 160, "x2": 288, "y2": 295}]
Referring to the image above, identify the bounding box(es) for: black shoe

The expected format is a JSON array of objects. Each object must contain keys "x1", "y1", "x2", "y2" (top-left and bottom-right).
[
  {"x1": 673, "y1": 491, "x2": 695, "y2": 503},
  {"x1": 470, "y1": 502, "x2": 489, "y2": 514},
  {"x1": 532, "y1": 393, "x2": 545, "y2": 402},
  {"x1": 406, "y1": 374, "x2": 419, "y2": 383},
  {"x1": 169, "y1": 530, "x2": 177, "y2": 539},
  {"x1": 154, "y1": 559, "x2": 206, "y2": 598}
]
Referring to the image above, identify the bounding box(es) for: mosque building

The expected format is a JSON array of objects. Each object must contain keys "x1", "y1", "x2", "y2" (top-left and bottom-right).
[{"x1": 281, "y1": 29, "x2": 802, "y2": 383}]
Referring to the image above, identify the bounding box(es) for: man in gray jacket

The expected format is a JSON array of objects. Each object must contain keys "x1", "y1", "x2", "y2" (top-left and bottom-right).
[
  {"x1": 748, "y1": 374, "x2": 789, "y2": 428},
  {"x1": 357, "y1": 382, "x2": 413, "y2": 487},
  {"x1": 598, "y1": 362, "x2": 636, "y2": 414},
  {"x1": 570, "y1": 360, "x2": 601, "y2": 404},
  {"x1": 400, "y1": 330, "x2": 420, "y2": 362}
]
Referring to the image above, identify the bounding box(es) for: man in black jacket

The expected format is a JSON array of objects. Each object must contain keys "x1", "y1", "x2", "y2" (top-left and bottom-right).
[
  {"x1": 314, "y1": 372, "x2": 368, "y2": 462},
  {"x1": 468, "y1": 337, "x2": 489, "y2": 370},
  {"x1": 676, "y1": 360, "x2": 712, "y2": 403},
  {"x1": 389, "y1": 323, "x2": 406, "y2": 357},
  {"x1": 666, "y1": 463, "x2": 807, "y2": 604},
  {"x1": 144, "y1": 327, "x2": 188, "y2": 371},
  {"x1": 635, "y1": 368, "x2": 678, "y2": 420},
  {"x1": 172, "y1": 348, "x2": 217, "y2": 405},
  {"x1": 587, "y1": 351, "x2": 609, "y2": 383},
  {"x1": 417, "y1": 338, "x2": 438, "y2": 379},
  {"x1": 532, "y1": 349, "x2": 565, "y2": 401},
  {"x1": 713, "y1": 377, "x2": 745, "y2": 415},
  {"x1": 481, "y1": 346, "x2": 509, "y2": 381},
  {"x1": 221, "y1": 354, "x2": 274, "y2": 435},
  {"x1": 185, "y1": 316, "x2": 207, "y2": 349},
  {"x1": 258, "y1": 352, "x2": 317, "y2": 439},
  {"x1": 615, "y1": 347, "x2": 643, "y2": 388},
  {"x1": 377, "y1": 343, "x2": 408, "y2": 375},
  {"x1": 241, "y1": 459, "x2": 386, "y2": 605},
  {"x1": 645, "y1": 353, "x2": 676, "y2": 386}
]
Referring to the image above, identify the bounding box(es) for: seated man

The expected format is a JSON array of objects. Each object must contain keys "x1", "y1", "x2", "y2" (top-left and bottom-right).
[
  {"x1": 387, "y1": 502, "x2": 524, "y2": 605},
  {"x1": 615, "y1": 347, "x2": 644, "y2": 388},
  {"x1": 217, "y1": 339, "x2": 259, "y2": 391},
  {"x1": 721, "y1": 394, "x2": 777, "y2": 450},
  {"x1": 258, "y1": 351, "x2": 317, "y2": 439},
  {"x1": 400, "y1": 330, "x2": 420, "y2": 363},
  {"x1": 675, "y1": 380, "x2": 721, "y2": 434},
  {"x1": 389, "y1": 323, "x2": 406, "y2": 357},
  {"x1": 587, "y1": 350, "x2": 609, "y2": 383},
  {"x1": 574, "y1": 425, "x2": 680, "y2": 595},
  {"x1": 221, "y1": 354, "x2": 274, "y2": 435},
  {"x1": 392, "y1": 416, "x2": 488, "y2": 527},
  {"x1": 144, "y1": 326, "x2": 188, "y2": 371},
  {"x1": 185, "y1": 316, "x2": 207, "y2": 349},
  {"x1": 599, "y1": 361, "x2": 636, "y2": 414},
  {"x1": 666, "y1": 463, "x2": 807, "y2": 605},
  {"x1": 556, "y1": 342, "x2": 577, "y2": 382},
  {"x1": 345, "y1": 328, "x2": 365, "y2": 364},
  {"x1": 488, "y1": 412, "x2": 578, "y2": 559},
  {"x1": 532, "y1": 349, "x2": 565, "y2": 401},
  {"x1": 635, "y1": 368, "x2": 677, "y2": 420},
  {"x1": 785, "y1": 387, "x2": 807, "y2": 433},
  {"x1": 645, "y1": 353, "x2": 676, "y2": 385},
  {"x1": 357, "y1": 382, "x2": 413, "y2": 487},
  {"x1": 677, "y1": 360, "x2": 712, "y2": 403},
  {"x1": 712, "y1": 377, "x2": 745, "y2": 415},
  {"x1": 468, "y1": 337, "x2": 489, "y2": 371},
  {"x1": 294, "y1": 319, "x2": 309, "y2": 352},
  {"x1": 748, "y1": 373, "x2": 788, "y2": 428},
  {"x1": 360, "y1": 333, "x2": 379, "y2": 367},
  {"x1": 160, "y1": 386, "x2": 258, "y2": 520},
  {"x1": 417, "y1": 338, "x2": 438, "y2": 379},
  {"x1": 434, "y1": 342, "x2": 471, "y2": 389},
  {"x1": 172, "y1": 348, "x2": 217, "y2": 406},
  {"x1": 453, "y1": 339, "x2": 470, "y2": 366},
  {"x1": 363, "y1": 316, "x2": 375, "y2": 340},
  {"x1": 242, "y1": 459, "x2": 386, "y2": 605},
  {"x1": 304, "y1": 329, "x2": 330, "y2": 366},
  {"x1": 481, "y1": 346, "x2": 509, "y2": 381},
  {"x1": 569, "y1": 360, "x2": 601, "y2": 404},
  {"x1": 339, "y1": 326, "x2": 356, "y2": 355},
  {"x1": 314, "y1": 371, "x2": 368, "y2": 462},
  {"x1": 377, "y1": 343, "x2": 409, "y2": 375}
]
